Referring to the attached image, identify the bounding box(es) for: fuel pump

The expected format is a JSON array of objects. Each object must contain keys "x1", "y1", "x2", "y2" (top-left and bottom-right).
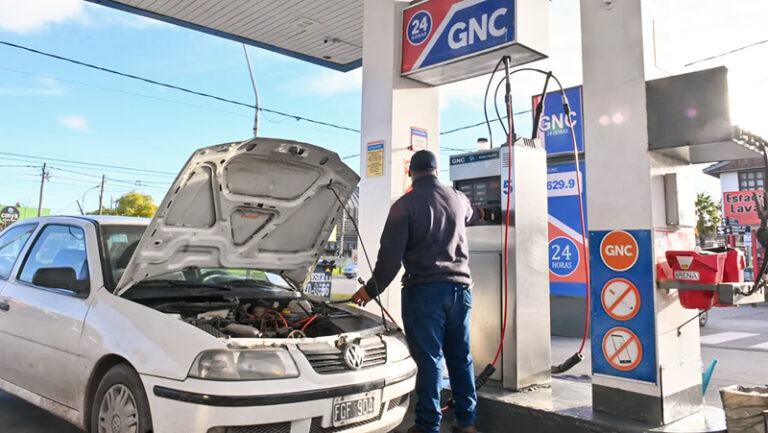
[{"x1": 449, "y1": 139, "x2": 551, "y2": 390}]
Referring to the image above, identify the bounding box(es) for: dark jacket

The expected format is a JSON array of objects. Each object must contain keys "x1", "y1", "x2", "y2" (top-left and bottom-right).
[{"x1": 365, "y1": 175, "x2": 477, "y2": 297}]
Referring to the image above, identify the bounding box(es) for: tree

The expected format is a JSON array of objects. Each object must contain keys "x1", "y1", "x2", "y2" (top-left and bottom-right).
[
  {"x1": 92, "y1": 192, "x2": 158, "y2": 217},
  {"x1": 695, "y1": 193, "x2": 721, "y2": 245}
]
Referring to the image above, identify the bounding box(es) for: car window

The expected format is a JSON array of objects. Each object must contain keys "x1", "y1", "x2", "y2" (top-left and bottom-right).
[
  {"x1": 98, "y1": 224, "x2": 146, "y2": 290},
  {"x1": 19, "y1": 225, "x2": 89, "y2": 287},
  {"x1": 0, "y1": 224, "x2": 37, "y2": 279}
]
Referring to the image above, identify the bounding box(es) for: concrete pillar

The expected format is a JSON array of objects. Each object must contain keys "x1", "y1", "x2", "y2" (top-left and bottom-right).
[
  {"x1": 581, "y1": 0, "x2": 702, "y2": 425},
  {"x1": 358, "y1": 0, "x2": 440, "y2": 321}
]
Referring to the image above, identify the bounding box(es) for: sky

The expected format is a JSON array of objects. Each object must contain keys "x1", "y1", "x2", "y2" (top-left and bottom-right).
[{"x1": 0, "y1": 0, "x2": 766, "y2": 214}]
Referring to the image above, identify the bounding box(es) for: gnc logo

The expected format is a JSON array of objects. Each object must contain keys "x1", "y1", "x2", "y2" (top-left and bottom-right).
[{"x1": 600, "y1": 230, "x2": 639, "y2": 272}]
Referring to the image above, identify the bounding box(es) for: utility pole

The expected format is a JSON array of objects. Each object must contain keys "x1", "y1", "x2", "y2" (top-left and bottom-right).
[
  {"x1": 37, "y1": 163, "x2": 47, "y2": 217},
  {"x1": 98, "y1": 175, "x2": 106, "y2": 215}
]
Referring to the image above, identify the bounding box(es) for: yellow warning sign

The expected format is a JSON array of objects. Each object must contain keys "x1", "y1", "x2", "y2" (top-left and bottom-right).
[{"x1": 366, "y1": 141, "x2": 384, "y2": 177}]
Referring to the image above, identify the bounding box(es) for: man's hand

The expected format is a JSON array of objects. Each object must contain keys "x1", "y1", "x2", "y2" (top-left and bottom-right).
[{"x1": 351, "y1": 286, "x2": 372, "y2": 307}]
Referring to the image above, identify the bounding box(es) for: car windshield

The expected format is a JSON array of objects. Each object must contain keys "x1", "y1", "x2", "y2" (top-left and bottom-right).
[
  {"x1": 99, "y1": 224, "x2": 292, "y2": 291},
  {"x1": 146, "y1": 268, "x2": 291, "y2": 289}
]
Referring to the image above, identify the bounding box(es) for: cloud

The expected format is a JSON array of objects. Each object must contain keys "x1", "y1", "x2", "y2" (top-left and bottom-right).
[
  {"x1": 0, "y1": 0, "x2": 84, "y2": 34},
  {"x1": 302, "y1": 69, "x2": 362, "y2": 96},
  {"x1": 59, "y1": 115, "x2": 90, "y2": 132}
]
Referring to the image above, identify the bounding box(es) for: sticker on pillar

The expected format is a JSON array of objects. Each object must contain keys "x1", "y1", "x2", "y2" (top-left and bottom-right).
[
  {"x1": 601, "y1": 278, "x2": 640, "y2": 321},
  {"x1": 410, "y1": 127, "x2": 428, "y2": 150},
  {"x1": 602, "y1": 327, "x2": 642, "y2": 371},
  {"x1": 600, "y1": 230, "x2": 639, "y2": 272},
  {"x1": 366, "y1": 141, "x2": 384, "y2": 178},
  {"x1": 549, "y1": 236, "x2": 579, "y2": 277}
]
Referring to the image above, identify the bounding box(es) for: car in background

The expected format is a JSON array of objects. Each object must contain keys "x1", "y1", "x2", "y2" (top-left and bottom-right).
[
  {"x1": 344, "y1": 263, "x2": 358, "y2": 279},
  {"x1": 0, "y1": 138, "x2": 415, "y2": 433}
]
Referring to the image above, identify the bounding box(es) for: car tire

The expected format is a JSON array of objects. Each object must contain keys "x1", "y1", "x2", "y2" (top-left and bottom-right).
[
  {"x1": 699, "y1": 310, "x2": 708, "y2": 327},
  {"x1": 90, "y1": 364, "x2": 153, "y2": 433}
]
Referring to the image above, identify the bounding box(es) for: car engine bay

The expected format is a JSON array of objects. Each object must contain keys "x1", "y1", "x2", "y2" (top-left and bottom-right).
[{"x1": 127, "y1": 286, "x2": 381, "y2": 340}]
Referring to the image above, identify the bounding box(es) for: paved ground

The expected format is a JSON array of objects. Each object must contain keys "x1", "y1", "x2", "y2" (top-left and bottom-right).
[{"x1": 1, "y1": 293, "x2": 766, "y2": 432}]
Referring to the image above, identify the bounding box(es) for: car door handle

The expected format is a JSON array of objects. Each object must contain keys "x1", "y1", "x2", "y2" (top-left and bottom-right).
[{"x1": 0, "y1": 301, "x2": 9, "y2": 312}]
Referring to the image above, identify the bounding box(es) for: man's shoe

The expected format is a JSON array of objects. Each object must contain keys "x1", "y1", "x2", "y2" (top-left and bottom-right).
[
  {"x1": 406, "y1": 427, "x2": 425, "y2": 433},
  {"x1": 451, "y1": 421, "x2": 479, "y2": 433}
]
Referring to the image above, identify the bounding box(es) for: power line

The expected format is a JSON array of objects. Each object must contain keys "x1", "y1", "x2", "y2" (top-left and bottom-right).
[
  {"x1": 0, "y1": 40, "x2": 361, "y2": 134},
  {"x1": 440, "y1": 109, "x2": 532, "y2": 135},
  {"x1": 0, "y1": 151, "x2": 176, "y2": 177},
  {"x1": 0, "y1": 41, "x2": 536, "y2": 139}
]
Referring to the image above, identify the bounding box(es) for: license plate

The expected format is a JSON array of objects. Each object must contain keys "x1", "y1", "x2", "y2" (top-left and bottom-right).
[{"x1": 332, "y1": 391, "x2": 380, "y2": 427}]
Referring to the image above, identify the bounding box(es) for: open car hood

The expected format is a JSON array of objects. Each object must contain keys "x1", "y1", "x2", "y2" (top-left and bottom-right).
[{"x1": 114, "y1": 138, "x2": 359, "y2": 296}]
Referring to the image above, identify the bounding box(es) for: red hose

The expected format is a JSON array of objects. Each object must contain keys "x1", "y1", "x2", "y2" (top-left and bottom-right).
[
  {"x1": 491, "y1": 91, "x2": 515, "y2": 367},
  {"x1": 266, "y1": 310, "x2": 289, "y2": 328},
  {"x1": 564, "y1": 100, "x2": 591, "y2": 355},
  {"x1": 301, "y1": 315, "x2": 318, "y2": 332}
]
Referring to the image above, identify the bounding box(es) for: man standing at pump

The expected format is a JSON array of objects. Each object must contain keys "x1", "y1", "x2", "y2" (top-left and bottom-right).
[{"x1": 352, "y1": 150, "x2": 485, "y2": 433}]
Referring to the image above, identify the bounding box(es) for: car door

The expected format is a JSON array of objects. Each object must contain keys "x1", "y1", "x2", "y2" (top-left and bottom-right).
[
  {"x1": 0, "y1": 222, "x2": 39, "y2": 381},
  {"x1": 0, "y1": 220, "x2": 95, "y2": 409}
]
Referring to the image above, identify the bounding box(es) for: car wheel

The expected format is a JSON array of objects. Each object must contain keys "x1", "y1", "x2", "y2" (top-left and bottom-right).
[
  {"x1": 699, "y1": 310, "x2": 708, "y2": 327},
  {"x1": 91, "y1": 364, "x2": 152, "y2": 433}
]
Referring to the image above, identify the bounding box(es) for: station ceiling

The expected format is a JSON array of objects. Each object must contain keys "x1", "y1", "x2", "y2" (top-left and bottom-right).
[{"x1": 85, "y1": 0, "x2": 364, "y2": 71}]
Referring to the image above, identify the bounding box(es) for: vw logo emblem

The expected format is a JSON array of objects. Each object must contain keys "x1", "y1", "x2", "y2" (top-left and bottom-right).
[{"x1": 343, "y1": 344, "x2": 364, "y2": 370}]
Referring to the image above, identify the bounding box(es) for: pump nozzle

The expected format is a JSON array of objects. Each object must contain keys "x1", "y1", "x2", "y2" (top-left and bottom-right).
[{"x1": 551, "y1": 352, "x2": 583, "y2": 375}]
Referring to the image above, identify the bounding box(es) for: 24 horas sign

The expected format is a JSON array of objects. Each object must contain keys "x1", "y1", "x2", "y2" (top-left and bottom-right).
[{"x1": 722, "y1": 191, "x2": 763, "y2": 225}]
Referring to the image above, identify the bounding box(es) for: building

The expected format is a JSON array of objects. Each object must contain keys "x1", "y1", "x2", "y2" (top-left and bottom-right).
[{"x1": 704, "y1": 157, "x2": 765, "y2": 279}]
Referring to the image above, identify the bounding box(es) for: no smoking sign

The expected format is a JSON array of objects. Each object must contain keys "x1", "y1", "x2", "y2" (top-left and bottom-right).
[{"x1": 601, "y1": 278, "x2": 640, "y2": 321}]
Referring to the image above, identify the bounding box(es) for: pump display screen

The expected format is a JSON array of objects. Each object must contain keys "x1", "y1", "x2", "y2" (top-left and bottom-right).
[{"x1": 455, "y1": 176, "x2": 502, "y2": 225}]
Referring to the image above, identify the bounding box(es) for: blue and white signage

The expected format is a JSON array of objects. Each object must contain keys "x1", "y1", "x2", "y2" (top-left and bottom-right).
[
  {"x1": 402, "y1": 0, "x2": 515, "y2": 74},
  {"x1": 549, "y1": 236, "x2": 579, "y2": 277},
  {"x1": 589, "y1": 229, "x2": 657, "y2": 384},
  {"x1": 533, "y1": 86, "x2": 584, "y2": 156},
  {"x1": 548, "y1": 161, "x2": 588, "y2": 296}
]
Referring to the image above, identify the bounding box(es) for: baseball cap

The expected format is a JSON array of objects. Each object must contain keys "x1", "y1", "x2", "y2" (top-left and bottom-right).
[{"x1": 409, "y1": 150, "x2": 438, "y2": 172}]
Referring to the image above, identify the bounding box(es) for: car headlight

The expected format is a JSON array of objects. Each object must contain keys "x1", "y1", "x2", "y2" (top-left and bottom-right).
[
  {"x1": 189, "y1": 348, "x2": 299, "y2": 380},
  {"x1": 387, "y1": 335, "x2": 411, "y2": 362}
]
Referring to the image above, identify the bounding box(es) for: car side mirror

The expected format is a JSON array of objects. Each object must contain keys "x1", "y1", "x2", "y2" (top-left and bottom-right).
[{"x1": 32, "y1": 267, "x2": 88, "y2": 296}]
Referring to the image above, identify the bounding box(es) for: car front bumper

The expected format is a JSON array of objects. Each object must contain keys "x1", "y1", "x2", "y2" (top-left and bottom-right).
[{"x1": 141, "y1": 360, "x2": 416, "y2": 433}]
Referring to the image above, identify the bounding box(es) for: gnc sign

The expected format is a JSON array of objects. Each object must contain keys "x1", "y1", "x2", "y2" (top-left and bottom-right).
[{"x1": 600, "y1": 230, "x2": 639, "y2": 272}]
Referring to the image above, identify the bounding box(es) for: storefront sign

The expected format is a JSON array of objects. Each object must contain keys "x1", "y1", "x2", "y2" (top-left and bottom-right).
[
  {"x1": 0, "y1": 206, "x2": 20, "y2": 223},
  {"x1": 723, "y1": 190, "x2": 763, "y2": 225}
]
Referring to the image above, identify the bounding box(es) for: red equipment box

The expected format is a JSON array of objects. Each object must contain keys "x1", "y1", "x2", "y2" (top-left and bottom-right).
[
  {"x1": 666, "y1": 250, "x2": 726, "y2": 309},
  {"x1": 723, "y1": 249, "x2": 746, "y2": 283}
]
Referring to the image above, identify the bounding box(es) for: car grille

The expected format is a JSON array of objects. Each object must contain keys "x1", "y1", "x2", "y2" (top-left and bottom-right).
[
  {"x1": 207, "y1": 422, "x2": 291, "y2": 433},
  {"x1": 303, "y1": 341, "x2": 387, "y2": 374},
  {"x1": 387, "y1": 394, "x2": 409, "y2": 411}
]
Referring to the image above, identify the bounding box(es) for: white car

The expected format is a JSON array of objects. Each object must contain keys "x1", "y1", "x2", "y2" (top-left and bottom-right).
[{"x1": 0, "y1": 138, "x2": 416, "y2": 433}]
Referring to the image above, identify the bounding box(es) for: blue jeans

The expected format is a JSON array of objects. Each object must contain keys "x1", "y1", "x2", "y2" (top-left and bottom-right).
[{"x1": 401, "y1": 282, "x2": 477, "y2": 433}]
